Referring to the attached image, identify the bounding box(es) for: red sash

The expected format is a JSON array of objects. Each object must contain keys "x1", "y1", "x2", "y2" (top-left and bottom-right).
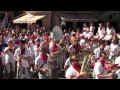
[{"x1": 72, "y1": 64, "x2": 81, "y2": 73}]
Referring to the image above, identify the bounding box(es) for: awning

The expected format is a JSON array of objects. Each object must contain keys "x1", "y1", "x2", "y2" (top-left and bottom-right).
[
  {"x1": 13, "y1": 13, "x2": 45, "y2": 23},
  {"x1": 60, "y1": 13, "x2": 98, "y2": 22},
  {"x1": 25, "y1": 15, "x2": 45, "y2": 23}
]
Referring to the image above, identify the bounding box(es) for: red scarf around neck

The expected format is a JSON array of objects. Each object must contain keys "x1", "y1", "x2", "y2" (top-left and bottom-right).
[
  {"x1": 72, "y1": 64, "x2": 81, "y2": 73},
  {"x1": 99, "y1": 59, "x2": 105, "y2": 68},
  {"x1": 21, "y1": 48, "x2": 25, "y2": 55},
  {"x1": 40, "y1": 53, "x2": 48, "y2": 64},
  {"x1": 52, "y1": 43, "x2": 58, "y2": 52}
]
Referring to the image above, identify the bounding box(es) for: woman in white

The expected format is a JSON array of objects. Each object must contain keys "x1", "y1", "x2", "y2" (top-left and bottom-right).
[
  {"x1": 65, "y1": 55, "x2": 87, "y2": 79},
  {"x1": 4, "y1": 40, "x2": 15, "y2": 79},
  {"x1": 97, "y1": 23, "x2": 105, "y2": 40},
  {"x1": 14, "y1": 39, "x2": 33, "y2": 79},
  {"x1": 93, "y1": 52, "x2": 113, "y2": 79},
  {"x1": 104, "y1": 22, "x2": 115, "y2": 41}
]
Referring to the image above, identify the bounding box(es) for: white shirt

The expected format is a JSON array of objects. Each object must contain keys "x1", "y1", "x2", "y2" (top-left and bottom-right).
[
  {"x1": 65, "y1": 65, "x2": 79, "y2": 79},
  {"x1": 115, "y1": 56, "x2": 120, "y2": 65},
  {"x1": 94, "y1": 61, "x2": 108, "y2": 79},
  {"x1": 79, "y1": 39, "x2": 86, "y2": 46},
  {"x1": 65, "y1": 57, "x2": 71, "y2": 67},
  {"x1": 110, "y1": 44, "x2": 119, "y2": 55},
  {"x1": 14, "y1": 48, "x2": 31, "y2": 67},
  {"x1": 28, "y1": 40, "x2": 35, "y2": 55},
  {"x1": 69, "y1": 45, "x2": 76, "y2": 53},
  {"x1": 106, "y1": 27, "x2": 115, "y2": 35},
  {"x1": 4, "y1": 47, "x2": 15, "y2": 63},
  {"x1": 98, "y1": 27, "x2": 105, "y2": 36},
  {"x1": 94, "y1": 48, "x2": 100, "y2": 59},
  {"x1": 35, "y1": 55, "x2": 48, "y2": 69},
  {"x1": 34, "y1": 45, "x2": 40, "y2": 59},
  {"x1": 4, "y1": 35, "x2": 11, "y2": 44},
  {"x1": 90, "y1": 26, "x2": 95, "y2": 32}
]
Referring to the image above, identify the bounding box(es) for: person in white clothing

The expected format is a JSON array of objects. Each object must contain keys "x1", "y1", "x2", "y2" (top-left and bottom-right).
[
  {"x1": 35, "y1": 45, "x2": 49, "y2": 79},
  {"x1": 104, "y1": 22, "x2": 115, "y2": 41},
  {"x1": 14, "y1": 39, "x2": 33, "y2": 79},
  {"x1": 65, "y1": 55, "x2": 87, "y2": 79},
  {"x1": 93, "y1": 52, "x2": 113, "y2": 79},
  {"x1": 109, "y1": 40, "x2": 119, "y2": 62},
  {"x1": 82, "y1": 23, "x2": 90, "y2": 38},
  {"x1": 64, "y1": 57, "x2": 71, "y2": 70},
  {"x1": 28, "y1": 34, "x2": 36, "y2": 63},
  {"x1": 94, "y1": 43, "x2": 104, "y2": 60},
  {"x1": 87, "y1": 22, "x2": 95, "y2": 39},
  {"x1": 97, "y1": 23, "x2": 105, "y2": 40},
  {"x1": 4, "y1": 40, "x2": 15, "y2": 79}
]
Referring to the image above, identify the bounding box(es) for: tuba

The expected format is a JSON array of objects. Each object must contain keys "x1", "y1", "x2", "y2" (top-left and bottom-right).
[{"x1": 80, "y1": 48, "x2": 93, "y2": 78}]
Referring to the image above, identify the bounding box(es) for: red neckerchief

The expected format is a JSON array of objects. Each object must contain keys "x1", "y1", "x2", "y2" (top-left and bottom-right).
[
  {"x1": 99, "y1": 59, "x2": 105, "y2": 68},
  {"x1": 40, "y1": 52, "x2": 48, "y2": 64},
  {"x1": 52, "y1": 43, "x2": 58, "y2": 52},
  {"x1": 72, "y1": 64, "x2": 81, "y2": 73},
  {"x1": 36, "y1": 44, "x2": 40, "y2": 48},
  {"x1": 32, "y1": 40, "x2": 35, "y2": 44},
  {"x1": 21, "y1": 48, "x2": 25, "y2": 55},
  {"x1": 100, "y1": 27, "x2": 102, "y2": 30},
  {"x1": 108, "y1": 26, "x2": 111, "y2": 29}
]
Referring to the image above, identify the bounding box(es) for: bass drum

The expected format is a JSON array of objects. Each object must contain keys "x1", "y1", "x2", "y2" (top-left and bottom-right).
[{"x1": 52, "y1": 26, "x2": 63, "y2": 41}]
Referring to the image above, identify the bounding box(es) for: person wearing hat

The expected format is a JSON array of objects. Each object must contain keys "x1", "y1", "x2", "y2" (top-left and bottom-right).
[
  {"x1": 4, "y1": 39, "x2": 15, "y2": 79},
  {"x1": 14, "y1": 39, "x2": 33, "y2": 79},
  {"x1": 65, "y1": 55, "x2": 87, "y2": 79}
]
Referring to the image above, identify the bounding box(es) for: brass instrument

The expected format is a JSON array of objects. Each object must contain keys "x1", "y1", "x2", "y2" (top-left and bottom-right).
[{"x1": 80, "y1": 49, "x2": 93, "y2": 78}]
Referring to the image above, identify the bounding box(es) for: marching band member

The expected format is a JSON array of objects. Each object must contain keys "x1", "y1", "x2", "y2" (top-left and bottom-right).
[
  {"x1": 28, "y1": 34, "x2": 36, "y2": 63},
  {"x1": 34, "y1": 38, "x2": 41, "y2": 59},
  {"x1": 82, "y1": 23, "x2": 90, "y2": 39},
  {"x1": 104, "y1": 22, "x2": 115, "y2": 41},
  {"x1": 65, "y1": 55, "x2": 87, "y2": 79},
  {"x1": 14, "y1": 39, "x2": 33, "y2": 79},
  {"x1": 94, "y1": 43, "x2": 104, "y2": 60},
  {"x1": 109, "y1": 40, "x2": 119, "y2": 62},
  {"x1": 97, "y1": 23, "x2": 105, "y2": 40},
  {"x1": 93, "y1": 52, "x2": 113, "y2": 79},
  {"x1": 87, "y1": 22, "x2": 95, "y2": 39},
  {"x1": 49, "y1": 38, "x2": 63, "y2": 79},
  {"x1": 34, "y1": 43, "x2": 49, "y2": 79}
]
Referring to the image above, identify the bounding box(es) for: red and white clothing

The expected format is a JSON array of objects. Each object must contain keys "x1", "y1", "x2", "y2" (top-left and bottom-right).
[
  {"x1": 82, "y1": 27, "x2": 90, "y2": 38},
  {"x1": 97, "y1": 27, "x2": 105, "y2": 39},
  {"x1": 94, "y1": 48, "x2": 101, "y2": 59},
  {"x1": 65, "y1": 65, "x2": 81, "y2": 79},
  {"x1": 4, "y1": 47, "x2": 15, "y2": 64},
  {"x1": 14, "y1": 47, "x2": 31, "y2": 67},
  {"x1": 110, "y1": 44, "x2": 119, "y2": 56},
  {"x1": 28, "y1": 40, "x2": 35, "y2": 61},
  {"x1": 94, "y1": 60, "x2": 110, "y2": 79},
  {"x1": 87, "y1": 26, "x2": 95, "y2": 39},
  {"x1": 104, "y1": 27, "x2": 115, "y2": 40}
]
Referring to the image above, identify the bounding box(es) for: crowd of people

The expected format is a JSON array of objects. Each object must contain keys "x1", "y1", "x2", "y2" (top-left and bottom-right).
[{"x1": 0, "y1": 22, "x2": 120, "y2": 79}]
